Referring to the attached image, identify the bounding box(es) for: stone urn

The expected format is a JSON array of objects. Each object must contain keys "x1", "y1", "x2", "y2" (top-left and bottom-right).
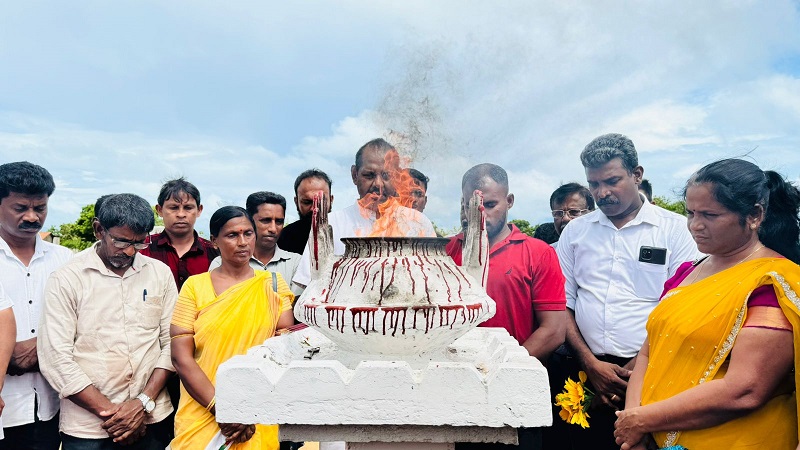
[{"x1": 294, "y1": 192, "x2": 496, "y2": 355}]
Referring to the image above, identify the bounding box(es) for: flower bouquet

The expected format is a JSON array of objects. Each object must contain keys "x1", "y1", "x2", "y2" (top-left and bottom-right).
[{"x1": 554, "y1": 371, "x2": 594, "y2": 429}]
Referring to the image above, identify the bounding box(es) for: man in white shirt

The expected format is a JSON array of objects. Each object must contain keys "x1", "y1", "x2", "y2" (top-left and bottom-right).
[
  {"x1": 0, "y1": 162, "x2": 73, "y2": 450},
  {"x1": 553, "y1": 134, "x2": 697, "y2": 450},
  {"x1": 0, "y1": 283, "x2": 17, "y2": 441},
  {"x1": 293, "y1": 138, "x2": 436, "y2": 288},
  {"x1": 209, "y1": 191, "x2": 303, "y2": 296},
  {"x1": 38, "y1": 194, "x2": 177, "y2": 450}
]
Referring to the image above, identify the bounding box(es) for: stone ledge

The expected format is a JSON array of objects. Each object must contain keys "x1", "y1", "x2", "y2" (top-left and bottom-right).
[
  {"x1": 279, "y1": 425, "x2": 520, "y2": 445},
  {"x1": 216, "y1": 327, "x2": 552, "y2": 428}
]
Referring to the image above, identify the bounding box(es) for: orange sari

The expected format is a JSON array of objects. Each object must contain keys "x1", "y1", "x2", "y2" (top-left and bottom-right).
[{"x1": 643, "y1": 258, "x2": 800, "y2": 449}]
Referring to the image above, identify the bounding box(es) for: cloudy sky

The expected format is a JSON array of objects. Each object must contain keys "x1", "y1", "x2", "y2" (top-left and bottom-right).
[{"x1": 2, "y1": 1, "x2": 800, "y2": 233}]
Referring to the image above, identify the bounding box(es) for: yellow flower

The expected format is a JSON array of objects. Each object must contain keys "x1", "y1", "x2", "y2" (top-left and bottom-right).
[{"x1": 555, "y1": 371, "x2": 595, "y2": 429}]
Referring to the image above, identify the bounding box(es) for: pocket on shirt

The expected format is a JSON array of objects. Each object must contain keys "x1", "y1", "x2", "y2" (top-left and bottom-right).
[
  {"x1": 632, "y1": 261, "x2": 668, "y2": 300},
  {"x1": 140, "y1": 296, "x2": 163, "y2": 329}
]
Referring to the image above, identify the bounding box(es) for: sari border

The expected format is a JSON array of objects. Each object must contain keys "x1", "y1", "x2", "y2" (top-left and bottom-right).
[
  {"x1": 769, "y1": 271, "x2": 800, "y2": 310},
  {"x1": 662, "y1": 291, "x2": 749, "y2": 447}
]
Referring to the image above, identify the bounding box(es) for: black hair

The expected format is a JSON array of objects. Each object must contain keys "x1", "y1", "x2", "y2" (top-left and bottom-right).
[
  {"x1": 685, "y1": 158, "x2": 800, "y2": 264},
  {"x1": 639, "y1": 179, "x2": 653, "y2": 202},
  {"x1": 293, "y1": 169, "x2": 333, "y2": 194},
  {"x1": 97, "y1": 194, "x2": 155, "y2": 235},
  {"x1": 0, "y1": 161, "x2": 56, "y2": 201},
  {"x1": 580, "y1": 133, "x2": 639, "y2": 173},
  {"x1": 354, "y1": 138, "x2": 395, "y2": 170},
  {"x1": 93, "y1": 194, "x2": 115, "y2": 218},
  {"x1": 550, "y1": 182, "x2": 595, "y2": 210},
  {"x1": 209, "y1": 206, "x2": 255, "y2": 238},
  {"x1": 462, "y1": 163, "x2": 509, "y2": 191},
  {"x1": 245, "y1": 191, "x2": 286, "y2": 217},
  {"x1": 533, "y1": 222, "x2": 560, "y2": 245},
  {"x1": 408, "y1": 168, "x2": 430, "y2": 190},
  {"x1": 157, "y1": 177, "x2": 201, "y2": 207}
]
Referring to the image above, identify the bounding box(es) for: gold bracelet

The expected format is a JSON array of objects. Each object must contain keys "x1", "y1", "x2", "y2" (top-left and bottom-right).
[
  {"x1": 205, "y1": 396, "x2": 216, "y2": 412},
  {"x1": 171, "y1": 333, "x2": 194, "y2": 340}
]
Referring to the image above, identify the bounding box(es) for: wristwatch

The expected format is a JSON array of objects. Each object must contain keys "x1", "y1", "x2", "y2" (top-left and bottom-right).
[{"x1": 136, "y1": 393, "x2": 156, "y2": 414}]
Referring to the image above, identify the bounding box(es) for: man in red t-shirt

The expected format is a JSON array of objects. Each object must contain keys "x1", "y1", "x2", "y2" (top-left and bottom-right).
[
  {"x1": 446, "y1": 163, "x2": 566, "y2": 362},
  {"x1": 448, "y1": 163, "x2": 566, "y2": 450}
]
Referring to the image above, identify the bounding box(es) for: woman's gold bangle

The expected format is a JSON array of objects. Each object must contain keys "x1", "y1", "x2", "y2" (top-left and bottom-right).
[
  {"x1": 171, "y1": 333, "x2": 194, "y2": 340},
  {"x1": 205, "y1": 396, "x2": 216, "y2": 412}
]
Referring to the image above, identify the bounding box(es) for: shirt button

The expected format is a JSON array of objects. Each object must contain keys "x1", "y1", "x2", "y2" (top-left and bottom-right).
[
  {"x1": 27, "y1": 273, "x2": 31, "y2": 277},
  {"x1": 28, "y1": 300, "x2": 33, "y2": 304},
  {"x1": 31, "y1": 329, "x2": 35, "y2": 333}
]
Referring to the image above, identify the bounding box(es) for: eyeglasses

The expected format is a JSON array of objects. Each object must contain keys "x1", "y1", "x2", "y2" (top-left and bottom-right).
[
  {"x1": 106, "y1": 232, "x2": 149, "y2": 250},
  {"x1": 551, "y1": 209, "x2": 590, "y2": 219}
]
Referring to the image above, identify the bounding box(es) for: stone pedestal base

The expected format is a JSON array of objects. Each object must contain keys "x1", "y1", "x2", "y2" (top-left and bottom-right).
[
  {"x1": 280, "y1": 425, "x2": 518, "y2": 445},
  {"x1": 216, "y1": 327, "x2": 551, "y2": 446},
  {"x1": 347, "y1": 443, "x2": 452, "y2": 450}
]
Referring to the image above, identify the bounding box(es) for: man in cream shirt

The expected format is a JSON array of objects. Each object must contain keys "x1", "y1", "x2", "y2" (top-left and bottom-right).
[{"x1": 39, "y1": 194, "x2": 177, "y2": 450}]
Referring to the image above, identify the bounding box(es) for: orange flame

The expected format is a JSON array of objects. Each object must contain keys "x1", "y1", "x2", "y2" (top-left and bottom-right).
[{"x1": 357, "y1": 149, "x2": 426, "y2": 237}]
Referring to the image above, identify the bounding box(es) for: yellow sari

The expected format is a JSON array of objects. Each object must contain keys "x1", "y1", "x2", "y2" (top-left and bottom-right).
[
  {"x1": 643, "y1": 257, "x2": 800, "y2": 449},
  {"x1": 171, "y1": 270, "x2": 293, "y2": 450}
]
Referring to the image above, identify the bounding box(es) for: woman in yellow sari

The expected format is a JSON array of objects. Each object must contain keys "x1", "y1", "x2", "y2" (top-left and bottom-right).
[
  {"x1": 615, "y1": 159, "x2": 800, "y2": 450},
  {"x1": 170, "y1": 206, "x2": 294, "y2": 449}
]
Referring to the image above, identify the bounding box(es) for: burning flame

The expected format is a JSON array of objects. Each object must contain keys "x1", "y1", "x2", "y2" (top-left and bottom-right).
[{"x1": 357, "y1": 149, "x2": 427, "y2": 237}]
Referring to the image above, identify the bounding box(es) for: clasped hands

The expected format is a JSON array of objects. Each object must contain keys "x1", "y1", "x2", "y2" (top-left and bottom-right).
[
  {"x1": 219, "y1": 422, "x2": 256, "y2": 444},
  {"x1": 584, "y1": 359, "x2": 631, "y2": 409},
  {"x1": 100, "y1": 399, "x2": 147, "y2": 445}
]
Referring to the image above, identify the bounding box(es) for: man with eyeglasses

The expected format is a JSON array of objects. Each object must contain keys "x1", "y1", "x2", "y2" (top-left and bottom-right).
[
  {"x1": 0, "y1": 162, "x2": 72, "y2": 450},
  {"x1": 39, "y1": 194, "x2": 177, "y2": 450},
  {"x1": 552, "y1": 134, "x2": 697, "y2": 450},
  {"x1": 550, "y1": 182, "x2": 595, "y2": 238}
]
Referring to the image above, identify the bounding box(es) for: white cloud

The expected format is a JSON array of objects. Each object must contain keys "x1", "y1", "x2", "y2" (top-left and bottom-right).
[{"x1": 2, "y1": 1, "x2": 800, "y2": 232}]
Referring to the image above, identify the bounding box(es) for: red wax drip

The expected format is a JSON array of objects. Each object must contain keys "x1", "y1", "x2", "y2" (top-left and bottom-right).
[
  {"x1": 351, "y1": 307, "x2": 378, "y2": 335},
  {"x1": 413, "y1": 257, "x2": 431, "y2": 304},
  {"x1": 412, "y1": 305, "x2": 436, "y2": 334},
  {"x1": 466, "y1": 303, "x2": 483, "y2": 323},
  {"x1": 304, "y1": 304, "x2": 319, "y2": 326},
  {"x1": 325, "y1": 305, "x2": 346, "y2": 333},
  {"x1": 381, "y1": 306, "x2": 407, "y2": 336}
]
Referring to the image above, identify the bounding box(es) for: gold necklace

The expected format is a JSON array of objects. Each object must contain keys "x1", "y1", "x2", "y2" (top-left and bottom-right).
[{"x1": 687, "y1": 244, "x2": 764, "y2": 285}]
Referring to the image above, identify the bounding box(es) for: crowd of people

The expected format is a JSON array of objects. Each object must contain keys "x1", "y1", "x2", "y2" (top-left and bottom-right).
[{"x1": 0, "y1": 133, "x2": 799, "y2": 450}]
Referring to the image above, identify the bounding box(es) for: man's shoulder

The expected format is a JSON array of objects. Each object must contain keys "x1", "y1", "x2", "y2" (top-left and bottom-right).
[
  {"x1": 504, "y1": 232, "x2": 557, "y2": 261},
  {"x1": 647, "y1": 204, "x2": 688, "y2": 225},
  {"x1": 276, "y1": 247, "x2": 302, "y2": 261},
  {"x1": 136, "y1": 253, "x2": 177, "y2": 278},
  {"x1": 40, "y1": 240, "x2": 74, "y2": 261}
]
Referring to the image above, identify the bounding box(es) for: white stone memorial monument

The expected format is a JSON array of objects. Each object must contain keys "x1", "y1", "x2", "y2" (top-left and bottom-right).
[{"x1": 216, "y1": 193, "x2": 552, "y2": 449}]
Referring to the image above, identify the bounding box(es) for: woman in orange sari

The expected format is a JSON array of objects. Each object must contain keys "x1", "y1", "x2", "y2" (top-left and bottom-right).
[
  {"x1": 169, "y1": 206, "x2": 294, "y2": 449},
  {"x1": 615, "y1": 159, "x2": 800, "y2": 450}
]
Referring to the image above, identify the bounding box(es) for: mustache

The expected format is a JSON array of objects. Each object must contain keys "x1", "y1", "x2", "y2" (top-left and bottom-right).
[
  {"x1": 19, "y1": 221, "x2": 42, "y2": 231},
  {"x1": 596, "y1": 198, "x2": 619, "y2": 206}
]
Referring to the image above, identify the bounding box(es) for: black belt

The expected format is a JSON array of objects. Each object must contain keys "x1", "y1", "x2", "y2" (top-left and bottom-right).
[{"x1": 595, "y1": 354, "x2": 634, "y2": 366}]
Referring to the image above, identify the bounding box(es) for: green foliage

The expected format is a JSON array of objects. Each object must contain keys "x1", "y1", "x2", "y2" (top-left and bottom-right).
[
  {"x1": 509, "y1": 219, "x2": 537, "y2": 237},
  {"x1": 56, "y1": 204, "x2": 96, "y2": 250},
  {"x1": 152, "y1": 206, "x2": 164, "y2": 227},
  {"x1": 55, "y1": 203, "x2": 164, "y2": 250},
  {"x1": 431, "y1": 222, "x2": 462, "y2": 238},
  {"x1": 653, "y1": 196, "x2": 687, "y2": 216}
]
